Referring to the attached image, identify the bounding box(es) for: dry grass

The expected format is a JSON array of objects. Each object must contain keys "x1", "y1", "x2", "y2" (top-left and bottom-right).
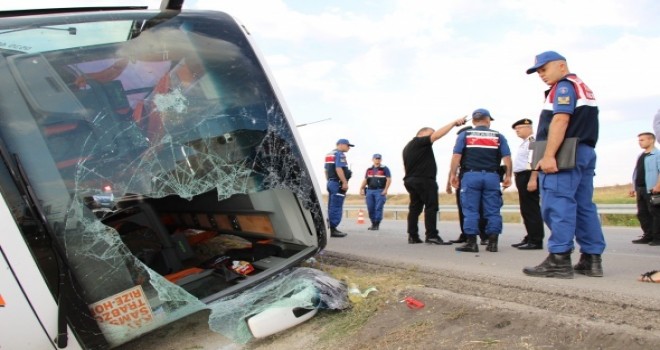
[
  {"x1": 310, "y1": 264, "x2": 423, "y2": 346},
  {"x1": 337, "y1": 184, "x2": 638, "y2": 226},
  {"x1": 342, "y1": 184, "x2": 633, "y2": 206}
]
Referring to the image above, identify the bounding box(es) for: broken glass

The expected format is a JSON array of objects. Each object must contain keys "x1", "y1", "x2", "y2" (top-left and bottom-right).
[{"x1": 0, "y1": 9, "x2": 326, "y2": 348}]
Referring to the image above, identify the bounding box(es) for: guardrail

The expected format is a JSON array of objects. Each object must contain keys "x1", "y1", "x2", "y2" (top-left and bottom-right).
[{"x1": 343, "y1": 204, "x2": 637, "y2": 221}]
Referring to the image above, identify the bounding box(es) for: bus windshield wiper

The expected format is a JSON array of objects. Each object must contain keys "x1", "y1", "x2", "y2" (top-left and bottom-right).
[{"x1": 0, "y1": 136, "x2": 70, "y2": 348}]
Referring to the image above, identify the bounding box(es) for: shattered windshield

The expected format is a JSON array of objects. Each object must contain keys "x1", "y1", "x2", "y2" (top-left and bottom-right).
[{"x1": 0, "y1": 10, "x2": 325, "y2": 348}]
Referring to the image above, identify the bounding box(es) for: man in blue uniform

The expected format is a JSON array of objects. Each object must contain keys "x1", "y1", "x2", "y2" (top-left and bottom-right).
[
  {"x1": 450, "y1": 108, "x2": 512, "y2": 253},
  {"x1": 447, "y1": 126, "x2": 489, "y2": 245},
  {"x1": 325, "y1": 138, "x2": 354, "y2": 238},
  {"x1": 359, "y1": 153, "x2": 392, "y2": 230},
  {"x1": 522, "y1": 51, "x2": 606, "y2": 278}
]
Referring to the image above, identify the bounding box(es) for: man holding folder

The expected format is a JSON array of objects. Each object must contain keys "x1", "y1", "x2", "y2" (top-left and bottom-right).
[{"x1": 522, "y1": 51, "x2": 606, "y2": 279}]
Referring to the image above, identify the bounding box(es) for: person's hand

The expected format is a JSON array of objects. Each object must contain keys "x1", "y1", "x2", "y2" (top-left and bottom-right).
[
  {"x1": 527, "y1": 180, "x2": 538, "y2": 192},
  {"x1": 628, "y1": 190, "x2": 636, "y2": 197},
  {"x1": 502, "y1": 178, "x2": 512, "y2": 190},
  {"x1": 360, "y1": 188, "x2": 366, "y2": 196},
  {"x1": 381, "y1": 189, "x2": 388, "y2": 196},
  {"x1": 536, "y1": 156, "x2": 558, "y2": 173},
  {"x1": 455, "y1": 116, "x2": 468, "y2": 126},
  {"x1": 341, "y1": 183, "x2": 348, "y2": 191},
  {"x1": 653, "y1": 185, "x2": 660, "y2": 194},
  {"x1": 450, "y1": 175, "x2": 460, "y2": 189},
  {"x1": 445, "y1": 183, "x2": 453, "y2": 194}
]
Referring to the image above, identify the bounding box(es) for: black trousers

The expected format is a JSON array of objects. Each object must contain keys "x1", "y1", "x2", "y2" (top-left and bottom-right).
[
  {"x1": 514, "y1": 171, "x2": 545, "y2": 244},
  {"x1": 636, "y1": 187, "x2": 660, "y2": 241},
  {"x1": 404, "y1": 178, "x2": 438, "y2": 238}
]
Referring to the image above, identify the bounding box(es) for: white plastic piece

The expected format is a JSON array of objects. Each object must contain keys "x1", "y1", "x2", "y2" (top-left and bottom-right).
[{"x1": 247, "y1": 306, "x2": 318, "y2": 338}]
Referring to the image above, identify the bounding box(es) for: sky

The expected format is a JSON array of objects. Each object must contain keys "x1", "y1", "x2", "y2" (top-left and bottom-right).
[{"x1": 2, "y1": 0, "x2": 660, "y2": 194}]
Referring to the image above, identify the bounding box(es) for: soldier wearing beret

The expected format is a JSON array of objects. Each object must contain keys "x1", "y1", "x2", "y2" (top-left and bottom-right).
[{"x1": 511, "y1": 118, "x2": 545, "y2": 250}]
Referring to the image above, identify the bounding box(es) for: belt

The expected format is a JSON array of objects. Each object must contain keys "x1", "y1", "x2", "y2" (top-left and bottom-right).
[
  {"x1": 367, "y1": 187, "x2": 384, "y2": 190},
  {"x1": 514, "y1": 170, "x2": 531, "y2": 175},
  {"x1": 464, "y1": 169, "x2": 498, "y2": 173},
  {"x1": 328, "y1": 178, "x2": 340, "y2": 182}
]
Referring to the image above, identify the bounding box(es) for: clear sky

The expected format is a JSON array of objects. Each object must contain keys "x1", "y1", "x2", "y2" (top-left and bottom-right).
[{"x1": 3, "y1": 0, "x2": 660, "y2": 194}]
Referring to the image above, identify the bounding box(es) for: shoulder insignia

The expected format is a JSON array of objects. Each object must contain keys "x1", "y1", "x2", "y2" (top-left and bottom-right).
[{"x1": 557, "y1": 96, "x2": 571, "y2": 105}]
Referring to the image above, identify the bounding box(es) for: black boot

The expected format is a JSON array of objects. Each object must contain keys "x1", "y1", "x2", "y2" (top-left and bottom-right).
[
  {"x1": 408, "y1": 235, "x2": 423, "y2": 244},
  {"x1": 330, "y1": 227, "x2": 347, "y2": 238},
  {"x1": 479, "y1": 232, "x2": 488, "y2": 245},
  {"x1": 523, "y1": 253, "x2": 574, "y2": 279},
  {"x1": 450, "y1": 233, "x2": 467, "y2": 243},
  {"x1": 371, "y1": 222, "x2": 380, "y2": 231},
  {"x1": 486, "y1": 234, "x2": 498, "y2": 252},
  {"x1": 455, "y1": 235, "x2": 478, "y2": 252},
  {"x1": 573, "y1": 253, "x2": 603, "y2": 277}
]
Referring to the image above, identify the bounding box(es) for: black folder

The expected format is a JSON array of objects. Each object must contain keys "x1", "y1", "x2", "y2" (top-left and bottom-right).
[{"x1": 529, "y1": 137, "x2": 579, "y2": 170}]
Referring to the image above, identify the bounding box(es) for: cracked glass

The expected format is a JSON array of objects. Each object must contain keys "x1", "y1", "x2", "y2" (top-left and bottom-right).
[{"x1": 0, "y1": 10, "x2": 326, "y2": 348}]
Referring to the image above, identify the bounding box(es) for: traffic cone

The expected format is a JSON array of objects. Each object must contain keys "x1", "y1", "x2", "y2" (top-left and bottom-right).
[{"x1": 357, "y1": 209, "x2": 365, "y2": 224}]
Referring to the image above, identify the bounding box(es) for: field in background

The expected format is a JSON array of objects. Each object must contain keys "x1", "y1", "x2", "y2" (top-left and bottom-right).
[{"x1": 330, "y1": 184, "x2": 638, "y2": 226}]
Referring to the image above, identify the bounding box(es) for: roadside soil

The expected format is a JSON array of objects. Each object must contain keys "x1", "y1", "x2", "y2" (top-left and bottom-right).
[{"x1": 120, "y1": 252, "x2": 660, "y2": 350}]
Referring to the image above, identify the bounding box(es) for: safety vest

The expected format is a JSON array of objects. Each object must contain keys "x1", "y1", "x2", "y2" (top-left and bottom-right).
[
  {"x1": 537, "y1": 74, "x2": 599, "y2": 147},
  {"x1": 365, "y1": 166, "x2": 389, "y2": 189},
  {"x1": 461, "y1": 128, "x2": 502, "y2": 172}
]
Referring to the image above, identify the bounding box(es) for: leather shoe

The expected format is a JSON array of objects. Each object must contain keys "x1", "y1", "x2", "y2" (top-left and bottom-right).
[
  {"x1": 649, "y1": 241, "x2": 660, "y2": 246},
  {"x1": 632, "y1": 236, "x2": 652, "y2": 244},
  {"x1": 450, "y1": 234, "x2": 467, "y2": 243},
  {"x1": 330, "y1": 228, "x2": 347, "y2": 238},
  {"x1": 408, "y1": 236, "x2": 423, "y2": 244},
  {"x1": 425, "y1": 236, "x2": 453, "y2": 245},
  {"x1": 511, "y1": 240, "x2": 528, "y2": 248},
  {"x1": 517, "y1": 243, "x2": 543, "y2": 250}
]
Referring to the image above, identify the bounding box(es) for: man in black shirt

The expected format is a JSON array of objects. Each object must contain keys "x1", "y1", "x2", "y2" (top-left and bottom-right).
[
  {"x1": 403, "y1": 117, "x2": 466, "y2": 244},
  {"x1": 630, "y1": 132, "x2": 660, "y2": 245}
]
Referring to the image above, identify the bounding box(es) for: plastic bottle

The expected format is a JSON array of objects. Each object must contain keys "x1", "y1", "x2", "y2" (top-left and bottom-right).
[{"x1": 348, "y1": 283, "x2": 363, "y2": 303}]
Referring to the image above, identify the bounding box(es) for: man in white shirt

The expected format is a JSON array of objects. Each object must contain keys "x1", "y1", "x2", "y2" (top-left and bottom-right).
[{"x1": 511, "y1": 118, "x2": 545, "y2": 249}]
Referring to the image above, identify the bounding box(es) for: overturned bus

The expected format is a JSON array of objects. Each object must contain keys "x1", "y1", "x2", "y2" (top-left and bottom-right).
[{"x1": 0, "y1": 2, "x2": 330, "y2": 348}]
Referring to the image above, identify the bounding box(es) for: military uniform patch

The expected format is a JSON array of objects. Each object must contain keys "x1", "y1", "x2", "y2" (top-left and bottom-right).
[{"x1": 557, "y1": 96, "x2": 570, "y2": 105}]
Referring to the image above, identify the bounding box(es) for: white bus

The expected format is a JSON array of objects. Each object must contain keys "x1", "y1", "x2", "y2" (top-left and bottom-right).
[{"x1": 0, "y1": 1, "x2": 328, "y2": 348}]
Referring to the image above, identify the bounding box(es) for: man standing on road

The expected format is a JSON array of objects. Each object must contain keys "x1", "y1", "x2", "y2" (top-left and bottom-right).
[
  {"x1": 447, "y1": 126, "x2": 489, "y2": 245},
  {"x1": 450, "y1": 108, "x2": 512, "y2": 253},
  {"x1": 359, "y1": 153, "x2": 392, "y2": 231},
  {"x1": 403, "y1": 116, "x2": 466, "y2": 245},
  {"x1": 522, "y1": 51, "x2": 606, "y2": 279},
  {"x1": 325, "y1": 138, "x2": 354, "y2": 238},
  {"x1": 630, "y1": 132, "x2": 660, "y2": 245},
  {"x1": 511, "y1": 118, "x2": 545, "y2": 250}
]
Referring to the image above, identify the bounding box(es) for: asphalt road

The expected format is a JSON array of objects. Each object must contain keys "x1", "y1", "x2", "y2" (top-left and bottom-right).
[{"x1": 325, "y1": 219, "x2": 660, "y2": 303}]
